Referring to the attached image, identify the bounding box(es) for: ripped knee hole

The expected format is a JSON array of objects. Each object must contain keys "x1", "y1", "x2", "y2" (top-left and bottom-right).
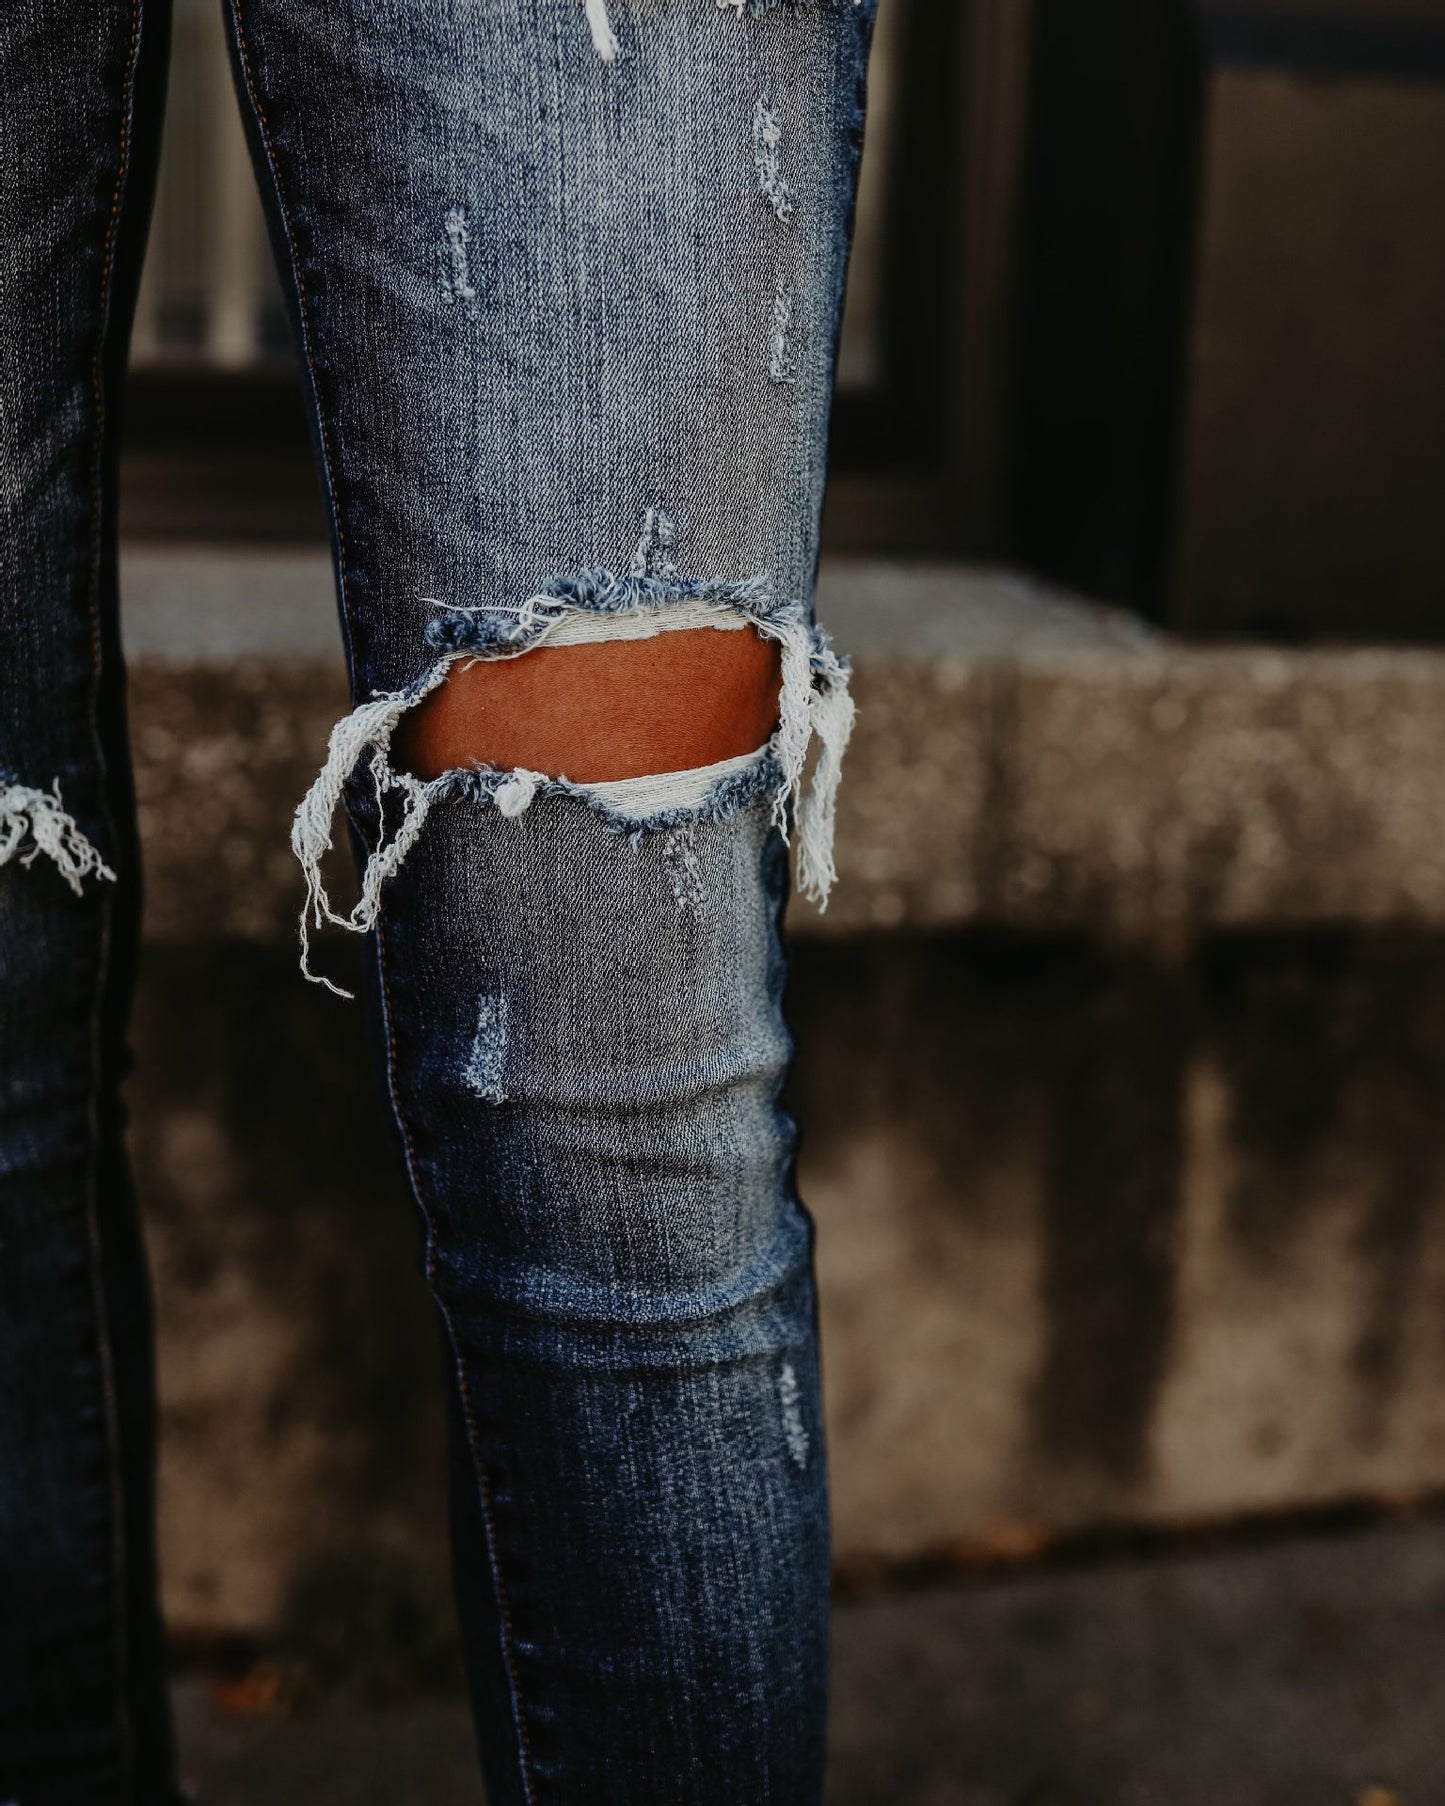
[
  {"x1": 393, "y1": 627, "x2": 784, "y2": 784},
  {"x1": 291, "y1": 567, "x2": 854, "y2": 995}
]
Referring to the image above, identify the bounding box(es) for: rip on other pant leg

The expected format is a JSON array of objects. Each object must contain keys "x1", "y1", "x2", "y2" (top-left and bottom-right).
[
  {"x1": 0, "y1": 777, "x2": 115, "y2": 894},
  {"x1": 291, "y1": 568, "x2": 853, "y2": 995}
]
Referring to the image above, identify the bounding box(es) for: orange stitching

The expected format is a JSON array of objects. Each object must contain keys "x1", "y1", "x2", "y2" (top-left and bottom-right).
[{"x1": 374, "y1": 912, "x2": 540, "y2": 1802}]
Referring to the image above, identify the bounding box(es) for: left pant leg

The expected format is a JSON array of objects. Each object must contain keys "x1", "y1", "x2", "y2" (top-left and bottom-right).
[
  {"x1": 0, "y1": 3, "x2": 177, "y2": 1801},
  {"x1": 223, "y1": 4, "x2": 876, "y2": 1800}
]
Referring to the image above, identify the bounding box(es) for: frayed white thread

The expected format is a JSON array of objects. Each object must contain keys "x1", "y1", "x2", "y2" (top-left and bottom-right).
[
  {"x1": 586, "y1": 748, "x2": 766, "y2": 815},
  {"x1": 293, "y1": 595, "x2": 854, "y2": 988},
  {"x1": 290, "y1": 657, "x2": 460, "y2": 997},
  {"x1": 753, "y1": 100, "x2": 796, "y2": 222},
  {"x1": 0, "y1": 781, "x2": 115, "y2": 896},
  {"x1": 424, "y1": 592, "x2": 751, "y2": 653},
  {"x1": 584, "y1": 0, "x2": 621, "y2": 60},
  {"x1": 493, "y1": 768, "x2": 545, "y2": 817},
  {"x1": 630, "y1": 507, "x2": 678, "y2": 580},
  {"x1": 797, "y1": 641, "x2": 854, "y2": 905},
  {"x1": 546, "y1": 598, "x2": 748, "y2": 648},
  {"x1": 459, "y1": 596, "x2": 852, "y2": 894},
  {"x1": 422, "y1": 592, "x2": 574, "y2": 650},
  {"x1": 747, "y1": 614, "x2": 853, "y2": 906}
]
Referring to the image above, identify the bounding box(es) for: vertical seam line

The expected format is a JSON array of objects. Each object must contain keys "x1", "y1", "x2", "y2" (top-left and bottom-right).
[
  {"x1": 82, "y1": 0, "x2": 145, "y2": 1792},
  {"x1": 224, "y1": 0, "x2": 357, "y2": 676},
  {"x1": 373, "y1": 914, "x2": 540, "y2": 1805}
]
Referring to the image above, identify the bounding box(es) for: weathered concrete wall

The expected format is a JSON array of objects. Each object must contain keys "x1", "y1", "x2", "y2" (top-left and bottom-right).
[
  {"x1": 135, "y1": 933, "x2": 1445, "y2": 1633},
  {"x1": 116, "y1": 553, "x2": 1445, "y2": 1634},
  {"x1": 798, "y1": 934, "x2": 1445, "y2": 1562}
]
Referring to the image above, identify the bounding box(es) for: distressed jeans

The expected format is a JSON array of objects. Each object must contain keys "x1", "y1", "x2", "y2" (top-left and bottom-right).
[{"x1": 0, "y1": 1, "x2": 875, "y2": 1801}]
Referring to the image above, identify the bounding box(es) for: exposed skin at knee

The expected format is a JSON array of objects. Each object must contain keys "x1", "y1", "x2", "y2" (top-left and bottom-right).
[{"x1": 394, "y1": 628, "x2": 784, "y2": 783}]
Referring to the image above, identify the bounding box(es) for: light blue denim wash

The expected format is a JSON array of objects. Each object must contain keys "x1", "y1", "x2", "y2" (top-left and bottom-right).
[{"x1": 0, "y1": 1, "x2": 877, "y2": 1801}]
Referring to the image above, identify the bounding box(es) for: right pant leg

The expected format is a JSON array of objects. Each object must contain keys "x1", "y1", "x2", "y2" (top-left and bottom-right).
[
  {"x1": 223, "y1": 3, "x2": 874, "y2": 1799},
  {"x1": 0, "y1": 4, "x2": 176, "y2": 1802}
]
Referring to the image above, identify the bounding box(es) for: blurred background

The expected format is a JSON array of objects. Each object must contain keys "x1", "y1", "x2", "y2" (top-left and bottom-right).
[{"x1": 121, "y1": 1, "x2": 1445, "y2": 1800}]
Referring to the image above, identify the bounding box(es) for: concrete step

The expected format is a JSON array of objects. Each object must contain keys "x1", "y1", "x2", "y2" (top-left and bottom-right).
[{"x1": 121, "y1": 549, "x2": 1445, "y2": 944}]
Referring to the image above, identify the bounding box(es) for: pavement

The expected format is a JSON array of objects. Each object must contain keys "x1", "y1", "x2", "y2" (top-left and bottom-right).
[{"x1": 174, "y1": 1513, "x2": 1445, "y2": 1805}]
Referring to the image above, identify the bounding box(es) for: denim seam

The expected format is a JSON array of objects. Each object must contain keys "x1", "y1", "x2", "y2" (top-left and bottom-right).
[
  {"x1": 82, "y1": 0, "x2": 146, "y2": 1792},
  {"x1": 226, "y1": 0, "x2": 357, "y2": 682},
  {"x1": 372, "y1": 916, "x2": 541, "y2": 1806}
]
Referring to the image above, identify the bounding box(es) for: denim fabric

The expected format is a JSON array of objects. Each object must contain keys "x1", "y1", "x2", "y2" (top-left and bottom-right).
[
  {"x1": 0, "y1": 3, "x2": 176, "y2": 1802},
  {"x1": 0, "y1": 2, "x2": 876, "y2": 1801}
]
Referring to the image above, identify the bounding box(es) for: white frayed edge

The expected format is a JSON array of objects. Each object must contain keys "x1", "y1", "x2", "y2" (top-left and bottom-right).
[
  {"x1": 586, "y1": 747, "x2": 765, "y2": 816},
  {"x1": 752, "y1": 614, "x2": 855, "y2": 908},
  {"x1": 0, "y1": 781, "x2": 116, "y2": 896},
  {"x1": 290, "y1": 655, "x2": 461, "y2": 998},
  {"x1": 485, "y1": 595, "x2": 854, "y2": 900},
  {"x1": 493, "y1": 768, "x2": 546, "y2": 817},
  {"x1": 584, "y1": 0, "x2": 621, "y2": 60},
  {"x1": 291, "y1": 599, "x2": 855, "y2": 990},
  {"x1": 425, "y1": 592, "x2": 751, "y2": 655}
]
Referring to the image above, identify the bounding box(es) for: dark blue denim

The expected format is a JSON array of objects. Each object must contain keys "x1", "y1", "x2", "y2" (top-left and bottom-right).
[{"x1": 0, "y1": 2, "x2": 876, "y2": 1801}]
